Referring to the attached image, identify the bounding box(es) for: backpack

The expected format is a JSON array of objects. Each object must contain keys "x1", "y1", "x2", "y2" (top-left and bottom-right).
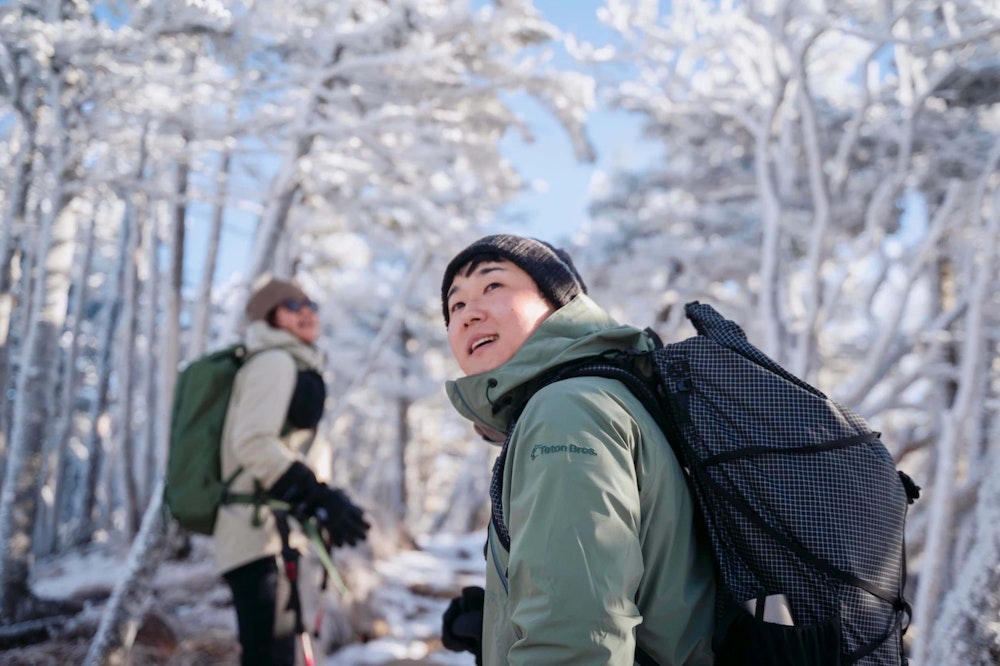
[
  {"x1": 519, "y1": 301, "x2": 920, "y2": 666},
  {"x1": 164, "y1": 344, "x2": 258, "y2": 535}
]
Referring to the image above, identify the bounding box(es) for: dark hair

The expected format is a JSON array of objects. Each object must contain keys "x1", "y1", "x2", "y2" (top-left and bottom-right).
[
  {"x1": 441, "y1": 235, "x2": 587, "y2": 326},
  {"x1": 455, "y1": 251, "x2": 504, "y2": 281}
]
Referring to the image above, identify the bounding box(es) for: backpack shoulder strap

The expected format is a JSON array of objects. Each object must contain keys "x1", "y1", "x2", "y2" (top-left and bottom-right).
[{"x1": 511, "y1": 349, "x2": 683, "y2": 462}]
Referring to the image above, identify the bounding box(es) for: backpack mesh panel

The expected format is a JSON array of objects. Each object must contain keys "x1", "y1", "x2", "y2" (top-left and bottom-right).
[{"x1": 655, "y1": 330, "x2": 909, "y2": 665}]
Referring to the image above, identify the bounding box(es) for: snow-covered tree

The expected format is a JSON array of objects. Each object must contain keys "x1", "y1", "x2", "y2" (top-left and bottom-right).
[
  {"x1": 0, "y1": 0, "x2": 89, "y2": 622},
  {"x1": 575, "y1": 0, "x2": 1000, "y2": 659}
]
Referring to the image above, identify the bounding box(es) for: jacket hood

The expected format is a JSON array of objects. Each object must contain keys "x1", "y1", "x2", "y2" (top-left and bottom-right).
[
  {"x1": 446, "y1": 294, "x2": 653, "y2": 436},
  {"x1": 245, "y1": 320, "x2": 324, "y2": 370}
]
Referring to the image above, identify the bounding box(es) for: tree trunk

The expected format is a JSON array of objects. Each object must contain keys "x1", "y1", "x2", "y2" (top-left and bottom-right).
[
  {"x1": 37, "y1": 213, "x2": 97, "y2": 556},
  {"x1": 0, "y1": 103, "x2": 39, "y2": 491},
  {"x1": 157, "y1": 156, "x2": 189, "y2": 559},
  {"x1": 393, "y1": 325, "x2": 412, "y2": 525},
  {"x1": 71, "y1": 217, "x2": 128, "y2": 546},
  {"x1": 88, "y1": 125, "x2": 197, "y2": 633},
  {"x1": 140, "y1": 215, "x2": 161, "y2": 502},
  {"x1": 929, "y1": 445, "x2": 1000, "y2": 666},
  {"x1": 912, "y1": 140, "x2": 1000, "y2": 666},
  {"x1": 84, "y1": 135, "x2": 192, "y2": 659},
  {"x1": 83, "y1": 485, "x2": 170, "y2": 666},
  {"x1": 160, "y1": 149, "x2": 187, "y2": 465},
  {"x1": 0, "y1": 69, "x2": 76, "y2": 619},
  {"x1": 113, "y1": 126, "x2": 150, "y2": 536},
  {"x1": 753, "y1": 84, "x2": 786, "y2": 360},
  {"x1": 187, "y1": 148, "x2": 232, "y2": 359},
  {"x1": 790, "y1": 40, "x2": 832, "y2": 382},
  {"x1": 116, "y1": 212, "x2": 143, "y2": 537}
]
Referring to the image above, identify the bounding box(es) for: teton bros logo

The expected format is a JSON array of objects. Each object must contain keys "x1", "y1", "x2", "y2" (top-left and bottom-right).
[{"x1": 530, "y1": 443, "x2": 598, "y2": 461}]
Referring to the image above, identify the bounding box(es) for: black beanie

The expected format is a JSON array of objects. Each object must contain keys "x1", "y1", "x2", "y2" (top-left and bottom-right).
[{"x1": 441, "y1": 234, "x2": 588, "y2": 325}]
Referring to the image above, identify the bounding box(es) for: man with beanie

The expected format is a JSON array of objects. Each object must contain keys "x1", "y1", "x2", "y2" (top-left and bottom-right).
[
  {"x1": 215, "y1": 276, "x2": 369, "y2": 666},
  {"x1": 439, "y1": 235, "x2": 716, "y2": 665}
]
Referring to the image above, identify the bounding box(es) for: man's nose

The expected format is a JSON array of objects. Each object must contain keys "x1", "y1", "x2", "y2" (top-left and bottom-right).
[{"x1": 460, "y1": 302, "x2": 484, "y2": 326}]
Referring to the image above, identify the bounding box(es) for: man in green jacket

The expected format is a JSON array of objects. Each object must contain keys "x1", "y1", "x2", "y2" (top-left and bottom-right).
[{"x1": 439, "y1": 235, "x2": 716, "y2": 666}]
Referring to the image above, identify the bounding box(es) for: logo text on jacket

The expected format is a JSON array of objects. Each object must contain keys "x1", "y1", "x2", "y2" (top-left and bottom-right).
[{"x1": 530, "y1": 443, "x2": 598, "y2": 461}]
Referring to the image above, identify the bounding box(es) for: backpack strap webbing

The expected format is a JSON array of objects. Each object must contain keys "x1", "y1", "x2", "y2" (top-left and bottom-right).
[{"x1": 222, "y1": 469, "x2": 271, "y2": 526}]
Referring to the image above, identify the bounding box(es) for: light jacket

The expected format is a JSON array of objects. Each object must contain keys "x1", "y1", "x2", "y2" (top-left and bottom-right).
[
  {"x1": 447, "y1": 295, "x2": 716, "y2": 666},
  {"x1": 213, "y1": 321, "x2": 325, "y2": 575}
]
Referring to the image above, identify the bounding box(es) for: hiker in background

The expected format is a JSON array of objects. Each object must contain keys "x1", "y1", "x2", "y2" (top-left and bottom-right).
[
  {"x1": 438, "y1": 235, "x2": 716, "y2": 665},
  {"x1": 216, "y1": 276, "x2": 370, "y2": 666}
]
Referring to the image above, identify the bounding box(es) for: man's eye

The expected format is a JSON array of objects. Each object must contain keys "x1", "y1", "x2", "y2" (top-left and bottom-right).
[
  {"x1": 450, "y1": 301, "x2": 464, "y2": 313},
  {"x1": 485, "y1": 282, "x2": 501, "y2": 292}
]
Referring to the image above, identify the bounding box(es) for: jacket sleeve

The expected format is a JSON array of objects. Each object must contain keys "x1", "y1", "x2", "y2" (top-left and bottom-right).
[
  {"x1": 505, "y1": 378, "x2": 645, "y2": 666},
  {"x1": 228, "y1": 349, "x2": 299, "y2": 488}
]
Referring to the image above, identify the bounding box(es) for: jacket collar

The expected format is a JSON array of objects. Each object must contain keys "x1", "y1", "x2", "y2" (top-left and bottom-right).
[
  {"x1": 446, "y1": 294, "x2": 652, "y2": 437},
  {"x1": 244, "y1": 321, "x2": 324, "y2": 370}
]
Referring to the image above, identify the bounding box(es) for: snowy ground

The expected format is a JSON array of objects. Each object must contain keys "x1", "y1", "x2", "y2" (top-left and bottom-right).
[
  {"x1": 326, "y1": 532, "x2": 486, "y2": 665},
  {"x1": 24, "y1": 530, "x2": 487, "y2": 665}
]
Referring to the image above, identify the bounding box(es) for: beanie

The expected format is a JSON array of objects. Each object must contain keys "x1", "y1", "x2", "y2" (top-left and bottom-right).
[
  {"x1": 441, "y1": 234, "x2": 587, "y2": 325},
  {"x1": 245, "y1": 277, "x2": 311, "y2": 322}
]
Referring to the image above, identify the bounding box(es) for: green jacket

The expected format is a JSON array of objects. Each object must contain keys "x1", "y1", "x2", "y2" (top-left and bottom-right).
[{"x1": 448, "y1": 295, "x2": 716, "y2": 666}]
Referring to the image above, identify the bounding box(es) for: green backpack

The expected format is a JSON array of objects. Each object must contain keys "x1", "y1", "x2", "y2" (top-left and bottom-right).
[{"x1": 164, "y1": 344, "x2": 257, "y2": 535}]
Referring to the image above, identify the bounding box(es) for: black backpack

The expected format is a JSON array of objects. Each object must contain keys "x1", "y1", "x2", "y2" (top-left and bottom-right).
[{"x1": 519, "y1": 301, "x2": 920, "y2": 666}]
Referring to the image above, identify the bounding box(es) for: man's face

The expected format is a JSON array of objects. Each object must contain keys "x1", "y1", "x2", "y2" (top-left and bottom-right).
[{"x1": 446, "y1": 260, "x2": 555, "y2": 375}]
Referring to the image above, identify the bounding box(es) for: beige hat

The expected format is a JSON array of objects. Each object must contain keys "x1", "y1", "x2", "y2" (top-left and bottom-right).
[{"x1": 245, "y1": 277, "x2": 311, "y2": 322}]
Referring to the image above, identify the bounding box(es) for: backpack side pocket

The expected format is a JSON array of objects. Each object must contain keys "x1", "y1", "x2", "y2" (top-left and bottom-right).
[{"x1": 715, "y1": 611, "x2": 842, "y2": 666}]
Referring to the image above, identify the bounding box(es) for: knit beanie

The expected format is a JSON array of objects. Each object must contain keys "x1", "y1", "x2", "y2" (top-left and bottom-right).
[
  {"x1": 441, "y1": 234, "x2": 587, "y2": 325},
  {"x1": 245, "y1": 277, "x2": 311, "y2": 322}
]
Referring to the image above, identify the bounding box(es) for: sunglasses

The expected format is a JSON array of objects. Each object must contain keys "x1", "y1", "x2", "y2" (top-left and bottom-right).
[{"x1": 280, "y1": 298, "x2": 319, "y2": 313}]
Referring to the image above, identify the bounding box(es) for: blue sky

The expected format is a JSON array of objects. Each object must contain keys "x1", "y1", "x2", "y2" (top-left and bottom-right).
[{"x1": 489, "y1": 0, "x2": 661, "y2": 243}]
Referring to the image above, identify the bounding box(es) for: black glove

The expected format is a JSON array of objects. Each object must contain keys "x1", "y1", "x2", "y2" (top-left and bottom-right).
[
  {"x1": 442, "y1": 586, "x2": 484, "y2": 665},
  {"x1": 269, "y1": 462, "x2": 370, "y2": 547}
]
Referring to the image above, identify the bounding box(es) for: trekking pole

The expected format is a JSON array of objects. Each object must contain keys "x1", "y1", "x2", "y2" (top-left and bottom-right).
[
  {"x1": 300, "y1": 631, "x2": 315, "y2": 666},
  {"x1": 259, "y1": 496, "x2": 348, "y2": 597},
  {"x1": 303, "y1": 517, "x2": 348, "y2": 596},
  {"x1": 300, "y1": 519, "x2": 343, "y2": 666},
  {"x1": 312, "y1": 565, "x2": 328, "y2": 640}
]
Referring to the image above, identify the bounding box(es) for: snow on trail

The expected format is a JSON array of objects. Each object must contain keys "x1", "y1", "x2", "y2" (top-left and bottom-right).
[{"x1": 30, "y1": 530, "x2": 486, "y2": 665}]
